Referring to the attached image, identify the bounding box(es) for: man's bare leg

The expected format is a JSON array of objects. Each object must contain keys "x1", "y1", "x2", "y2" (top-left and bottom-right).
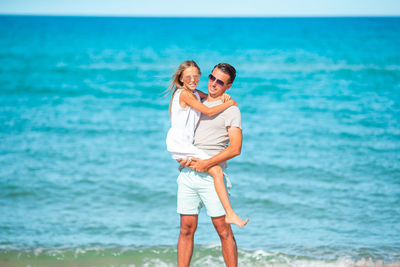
[
  {"x1": 212, "y1": 215, "x2": 238, "y2": 267},
  {"x1": 178, "y1": 214, "x2": 198, "y2": 267}
]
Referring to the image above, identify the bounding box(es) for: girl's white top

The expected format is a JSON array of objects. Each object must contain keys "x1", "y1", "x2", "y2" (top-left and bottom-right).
[{"x1": 166, "y1": 88, "x2": 210, "y2": 160}]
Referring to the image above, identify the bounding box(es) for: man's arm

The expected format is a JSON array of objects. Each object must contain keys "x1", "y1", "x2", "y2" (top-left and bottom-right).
[{"x1": 188, "y1": 126, "x2": 242, "y2": 172}]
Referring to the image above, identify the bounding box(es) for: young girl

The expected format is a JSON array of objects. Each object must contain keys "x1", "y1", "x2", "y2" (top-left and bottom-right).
[{"x1": 166, "y1": 60, "x2": 248, "y2": 227}]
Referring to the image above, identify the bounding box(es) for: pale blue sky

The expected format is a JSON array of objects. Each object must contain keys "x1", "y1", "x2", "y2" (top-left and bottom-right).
[{"x1": 0, "y1": 0, "x2": 399, "y2": 16}]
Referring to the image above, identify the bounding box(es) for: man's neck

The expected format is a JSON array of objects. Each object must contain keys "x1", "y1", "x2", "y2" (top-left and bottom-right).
[{"x1": 206, "y1": 94, "x2": 223, "y2": 102}]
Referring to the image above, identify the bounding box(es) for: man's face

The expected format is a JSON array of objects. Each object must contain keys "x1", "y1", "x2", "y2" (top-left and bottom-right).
[{"x1": 208, "y1": 67, "x2": 232, "y2": 98}]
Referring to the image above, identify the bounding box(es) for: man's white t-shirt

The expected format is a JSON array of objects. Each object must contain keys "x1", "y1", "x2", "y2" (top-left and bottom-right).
[{"x1": 193, "y1": 99, "x2": 242, "y2": 167}]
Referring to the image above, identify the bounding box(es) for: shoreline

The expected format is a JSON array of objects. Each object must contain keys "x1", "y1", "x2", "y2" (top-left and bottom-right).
[{"x1": 1, "y1": 246, "x2": 399, "y2": 267}]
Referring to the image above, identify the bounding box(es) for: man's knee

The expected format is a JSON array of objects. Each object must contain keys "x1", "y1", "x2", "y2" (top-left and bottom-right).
[
  {"x1": 215, "y1": 223, "x2": 235, "y2": 241},
  {"x1": 180, "y1": 216, "x2": 198, "y2": 237},
  {"x1": 180, "y1": 223, "x2": 197, "y2": 237}
]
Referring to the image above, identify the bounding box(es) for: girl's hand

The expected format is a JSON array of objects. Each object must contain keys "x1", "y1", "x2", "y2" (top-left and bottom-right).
[
  {"x1": 229, "y1": 99, "x2": 238, "y2": 107},
  {"x1": 222, "y1": 93, "x2": 231, "y2": 102}
]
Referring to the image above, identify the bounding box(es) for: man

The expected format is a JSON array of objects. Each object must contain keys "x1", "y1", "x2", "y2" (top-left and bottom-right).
[{"x1": 176, "y1": 63, "x2": 243, "y2": 267}]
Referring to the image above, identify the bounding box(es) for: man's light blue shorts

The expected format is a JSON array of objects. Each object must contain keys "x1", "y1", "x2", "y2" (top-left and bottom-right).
[{"x1": 177, "y1": 167, "x2": 232, "y2": 217}]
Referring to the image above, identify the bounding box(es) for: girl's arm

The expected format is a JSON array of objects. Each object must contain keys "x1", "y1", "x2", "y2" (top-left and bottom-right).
[
  {"x1": 180, "y1": 90, "x2": 236, "y2": 117},
  {"x1": 196, "y1": 89, "x2": 231, "y2": 102},
  {"x1": 195, "y1": 89, "x2": 208, "y2": 99}
]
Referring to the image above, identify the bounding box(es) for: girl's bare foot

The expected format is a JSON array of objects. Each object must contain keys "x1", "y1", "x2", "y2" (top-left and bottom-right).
[{"x1": 225, "y1": 212, "x2": 249, "y2": 227}]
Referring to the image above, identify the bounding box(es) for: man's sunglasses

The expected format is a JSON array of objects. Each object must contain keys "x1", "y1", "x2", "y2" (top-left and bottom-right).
[{"x1": 208, "y1": 74, "x2": 226, "y2": 87}]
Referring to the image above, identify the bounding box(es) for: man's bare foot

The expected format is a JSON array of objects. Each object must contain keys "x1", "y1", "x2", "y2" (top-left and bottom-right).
[{"x1": 225, "y1": 212, "x2": 249, "y2": 227}]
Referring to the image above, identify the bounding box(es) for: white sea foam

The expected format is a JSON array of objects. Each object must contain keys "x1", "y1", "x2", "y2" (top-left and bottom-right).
[{"x1": 1, "y1": 247, "x2": 400, "y2": 266}]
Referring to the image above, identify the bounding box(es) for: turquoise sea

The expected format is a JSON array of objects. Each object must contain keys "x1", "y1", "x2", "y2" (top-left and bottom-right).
[{"x1": 0, "y1": 16, "x2": 399, "y2": 266}]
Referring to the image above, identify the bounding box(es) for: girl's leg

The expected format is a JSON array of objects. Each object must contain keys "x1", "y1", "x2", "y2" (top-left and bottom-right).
[{"x1": 208, "y1": 165, "x2": 249, "y2": 227}]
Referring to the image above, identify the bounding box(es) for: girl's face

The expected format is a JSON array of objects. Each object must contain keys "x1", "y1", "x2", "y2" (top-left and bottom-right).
[{"x1": 180, "y1": 67, "x2": 201, "y2": 91}]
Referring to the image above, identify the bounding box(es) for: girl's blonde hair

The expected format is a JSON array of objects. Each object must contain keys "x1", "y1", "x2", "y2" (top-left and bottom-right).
[{"x1": 165, "y1": 60, "x2": 201, "y2": 117}]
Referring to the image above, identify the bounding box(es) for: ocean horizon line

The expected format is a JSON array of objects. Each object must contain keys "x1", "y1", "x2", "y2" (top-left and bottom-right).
[{"x1": 1, "y1": 13, "x2": 400, "y2": 19}]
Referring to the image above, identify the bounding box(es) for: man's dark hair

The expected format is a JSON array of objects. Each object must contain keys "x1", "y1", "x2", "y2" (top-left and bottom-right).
[{"x1": 213, "y1": 63, "x2": 236, "y2": 84}]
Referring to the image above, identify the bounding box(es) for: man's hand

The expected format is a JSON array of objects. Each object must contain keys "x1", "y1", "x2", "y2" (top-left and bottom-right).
[
  {"x1": 176, "y1": 157, "x2": 199, "y2": 168},
  {"x1": 176, "y1": 158, "x2": 189, "y2": 166},
  {"x1": 189, "y1": 158, "x2": 209, "y2": 173},
  {"x1": 176, "y1": 158, "x2": 209, "y2": 172}
]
